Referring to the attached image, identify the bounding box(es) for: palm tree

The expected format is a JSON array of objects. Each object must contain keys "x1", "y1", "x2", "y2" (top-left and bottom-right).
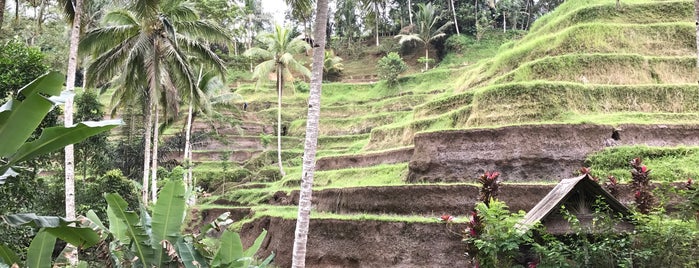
[
  {"x1": 292, "y1": 0, "x2": 329, "y2": 266},
  {"x1": 362, "y1": 0, "x2": 383, "y2": 46},
  {"x1": 63, "y1": 0, "x2": 83, "y2": 265},
  {"x1": 183, "y1": 67, "x2": 243, "y2": 204},
  {"x1": 80, "y1": 0, "x2": 227, "y2": 204},
  {"x1": 396, "y1": 3, "x2": 453, "y2": 70},
  {"x1": 244, "y1": 25, "x2": 311, "y2": 177}
]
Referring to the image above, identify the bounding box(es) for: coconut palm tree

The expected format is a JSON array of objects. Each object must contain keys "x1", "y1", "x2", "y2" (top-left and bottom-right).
[
  {"x1": 63, "y1": 0, "x2": 83, "y2": 264},
  {"x1": 80, "y1": 0, "x2": 227, "y2": 204},
  {"x1": 244, "y1": 25, "x2": 311, "y2": 177},
  {"x1": 292, "y1": 0, "x2": 329, "y2": 266},
  {"x1": 396, "y1": 2, "x2": 453, "y2": 70}
]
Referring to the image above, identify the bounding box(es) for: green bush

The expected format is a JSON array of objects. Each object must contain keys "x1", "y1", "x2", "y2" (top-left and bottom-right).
[
  {"x1": 376, "y1": 52, "x2": 408, "y2": 86},
  {"x1": 77, "y1": 169, "x2": 139, "y2": 221},
  {"x1": 196, "y1": 168, "x2": 252, "y2": 191},
  {"x1": 254, "y1": 166, "x2": 282, "y2": 182}
]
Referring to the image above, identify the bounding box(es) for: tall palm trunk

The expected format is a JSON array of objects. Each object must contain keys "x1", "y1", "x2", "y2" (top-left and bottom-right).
[
  {"x1": 374, "y1": 1, "x2": 379, "y2": 46},
  {"x1": 64, "y1": 0, "x2": 83, "y2": 265},
  {"x1": 292, "y1": 0, "x2": 329, "y2": 266},
  {"x1": 142, "y1": 93, "x2": 154, "y2": 204},
  {"x1": 695, "y1": 0, "x2": 699, "y2": 67},
  {"x1": 408, "y1": 0, "x2": 412, "y2": 25},
  {"x1": 0, "y1": 0, "x2": 5, "y2": 30},
  {"x1": 424, "y1": 45, "x2": 429, "y2": 70},
  {"x1": 150, "y1": 106, "x2": 159, "y2": 203},
  {"x1": 276, "y1": 65, "x2": 286, "y2": 177},
  {"x1": 183, "y1": 81, "x2": 195, "y2": 205},
  {"x1": 450, "y1": 0, "x2": 459, "y2": 35}
]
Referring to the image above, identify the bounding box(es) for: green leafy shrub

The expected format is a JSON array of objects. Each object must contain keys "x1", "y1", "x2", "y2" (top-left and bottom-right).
[
  {"x1": 463, "y1": 201, "x2": 531, "y2": 268},
  {"x1": 293, "y1": 80, "x2": 309, "y2": 93},
  {"x1": 196, "y1": 168, "x2": 253, "y2": 191},
  {"x1": 77, "y1": 169, "x2": 139, "y2": 221},
  {"x1": 254, "y1": 166, "x2": 282, "y2": 182},
  {"x1": 376, "y1": 52, "x2": 408, "y2": 86}
]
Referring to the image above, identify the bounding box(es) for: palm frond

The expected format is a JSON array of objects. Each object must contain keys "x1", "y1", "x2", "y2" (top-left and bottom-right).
[
  {"x1": 80, "y1": 25, "x2": 140, "y2": 57},
  {"x1": 243, "y1": 47, "x2": 273, "y2": 60},
  {"x1": 175, "y1": 35, "x2": 226, "y2": 78},
  {"x1": 85, "y1": 34, "x2": 142, "y2": 88},
  {"x1": 130, "y1": 0, "x2": 158, "y2": 20},
  {"x1": 173, "y1": 21, "x2": 230, "y2": 44},
  {"x1": 103, "y1": 9, "x2": 139, "y2": 25},
  {"x1": 162, "y1": 1, "x2": 198, "y2": 22},
  {"x1": 395, "y1": 34, "x2": 424, "y2": 45},
  {"x1": 252, "y1": 60, "x2": 276, "y2": 87}
]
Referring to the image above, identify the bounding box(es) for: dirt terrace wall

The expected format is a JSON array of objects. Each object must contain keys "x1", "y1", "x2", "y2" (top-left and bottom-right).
[
  {"x1": 313, "y1": 184, "x2": 550, "y2": 215},
  {"x1": 409, "y1": 124, "x2": 699, "y2": 182},
  {"x1": 315, "y1": 147, "x2": 414, "y2": 171},
  {"x1": 240, "y1": 217, "x2": 469, "y2": 268}
]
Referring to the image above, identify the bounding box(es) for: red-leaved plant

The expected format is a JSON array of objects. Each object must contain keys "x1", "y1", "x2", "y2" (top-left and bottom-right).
[
  {"x1": 630, "y1": 158, "x2": 654, "y2": 214},
  {"x1": 463, "y1": 210, "x2": 484, "y2": 266},
  {"x1": 604, "y1": 175, "x2": 620, "y2": 198},
  {"x1": 478, "y1": 171, "x2": 501, "y2": 207}
]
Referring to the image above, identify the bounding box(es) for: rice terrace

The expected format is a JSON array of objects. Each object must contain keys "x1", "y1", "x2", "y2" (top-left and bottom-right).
[{"x1": 0, "y1": 0, "x2": 698, "y2": 267}]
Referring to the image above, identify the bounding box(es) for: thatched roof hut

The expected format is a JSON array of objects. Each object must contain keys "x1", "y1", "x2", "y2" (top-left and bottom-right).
[{"x1": 518, "y1": 174, "x2": 633, "y2": 234}]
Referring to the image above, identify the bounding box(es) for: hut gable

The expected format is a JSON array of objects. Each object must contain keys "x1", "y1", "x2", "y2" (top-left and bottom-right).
[{"x1": 518, "y1": 174, "x2": 632, "y2": 234}]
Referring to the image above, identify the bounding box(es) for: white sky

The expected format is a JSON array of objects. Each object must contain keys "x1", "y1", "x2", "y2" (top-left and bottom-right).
[{"x1": 260, "y1": 0, "x2": 288, "y2": 25}]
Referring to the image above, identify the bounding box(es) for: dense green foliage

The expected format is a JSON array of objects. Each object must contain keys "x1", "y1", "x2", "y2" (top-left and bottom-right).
[
  {"x1": 0, "y1": 42, "x2": 48, "y2": 100},
  {"x1": 376, "y1": 52, "x2": 408, "y2": 86}
]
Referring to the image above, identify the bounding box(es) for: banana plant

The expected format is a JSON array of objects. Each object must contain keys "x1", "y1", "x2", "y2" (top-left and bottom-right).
[
  {"x1": 0, "y1": 213, "x2": 101, "y2": 268},
  {"x1": 0, "y1": 71, "x2": 121, "y2": 182},
  {"x1": 101, "y1": 180, "x2": 273, "y2": 267}
]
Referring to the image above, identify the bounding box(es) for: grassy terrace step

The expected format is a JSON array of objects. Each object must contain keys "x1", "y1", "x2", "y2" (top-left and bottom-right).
[
  {"x1": 192, "y1": 149, "x2": 263, "y2": 162},
  {"x1": 192, "y1": 121, "x2": 274, "y2": 136},
  {"x1": 417, "y1": 81, "x2": 699, "y2": 123},
  {"x1": 317, "y1": 134, "x2": 370, "y2": 151},
  {"x1": 458, "y1": 22, "x2": 695, "y2": 89},
  {"x1": 289, "y1": 111, "x2": 412, "y2": 136},
  {"x1": 523, "y1": 0, "x2": 693, "y2": 42},
  {"x1": 465, "y1": 82, "x2": 699, "y2": 126},
  {"x1": 492, "y1": 54, "x2": 698, "y2": 85},
  {"x1": 320, "y1": 93, "x2": 431, "y2": 118},
  {"x1": 315, "y1": 147, "x2": 414, "y2": 171},
  {"x1": 193, "y1": 135, "x2": 303, "y2": 151}
]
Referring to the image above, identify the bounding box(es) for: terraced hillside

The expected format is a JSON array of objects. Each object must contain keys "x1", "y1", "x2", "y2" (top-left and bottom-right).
[{"x1": 190, "y1": 0, "x2": 699, "y2": 266}]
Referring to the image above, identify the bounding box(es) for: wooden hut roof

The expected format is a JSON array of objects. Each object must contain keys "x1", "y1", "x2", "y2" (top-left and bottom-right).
[{"x1": 517, "y1": 174, "x2": 630, "y2": 232}]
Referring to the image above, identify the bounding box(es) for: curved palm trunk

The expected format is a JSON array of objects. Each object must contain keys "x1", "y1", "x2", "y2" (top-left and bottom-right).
[
  {"x1": 292, "y1": 0, "x2": 329, "y2": 266},
  {"x1": 64, "y1": 0, "x2": 83, "y2": 265},
  {"x1": 150, "y1": 106, "x2": 159, "y2": 203},
  {"x1": 276, "y1": 65, "x2": 286, "y2": 177}
]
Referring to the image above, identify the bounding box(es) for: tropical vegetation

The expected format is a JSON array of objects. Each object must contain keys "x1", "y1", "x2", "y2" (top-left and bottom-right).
[{"x1": 0, "y1": 0, "x2": 698, "y2": 267}]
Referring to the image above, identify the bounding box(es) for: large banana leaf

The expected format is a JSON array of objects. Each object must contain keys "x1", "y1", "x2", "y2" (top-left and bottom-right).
[
  {"x1": 211, "y1": 230, "x2": 244, "y2": 267},
  {"x1": 4, "y1": 120, "x2": 122, "y2": 170},
  {"x1": 1, "y1": 213, "x2": 100, "y2": 248},
  {"x1": 176, "y1": 238, "x2": 210, "y2": 268},
  {"x1": 151, "y1": 180, "x2": 186, "y2": 265},
  {"x1": 243, "y1": 229, "x2": 267, "y2": 259},
  {"x1": 0, "y1": 71, "x2": 121, "y2": 182},
  {"x1": 105, "y1": 193, "x2": 155, "y2": 267},
  {"x1": 26, "y1": 229, "x2": 56, "y2": 268},
  {"x1": 0, "y1": 72, "x2": 63, "y2": 157},
  {"x1": 0, "y1": 244, "x2": 20, "y2": 266}
]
